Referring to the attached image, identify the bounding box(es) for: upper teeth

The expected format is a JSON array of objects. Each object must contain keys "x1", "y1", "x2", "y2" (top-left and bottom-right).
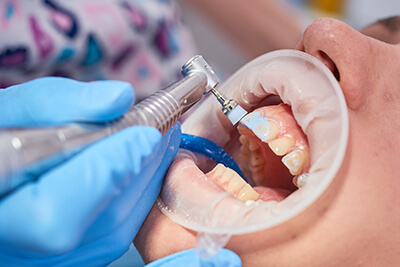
[
  {"x1": 237, "y1": 105, "x2": 309, "y2": 187},
  {"x1": 240, "y1": 112, "x2": 279, "y2": 142},
  {"x1": 282, "y1": 150, "x2": 307, "y2": 175},
  {"x1": 268, "y1": 136, "x2": 294, "y2": 156}
]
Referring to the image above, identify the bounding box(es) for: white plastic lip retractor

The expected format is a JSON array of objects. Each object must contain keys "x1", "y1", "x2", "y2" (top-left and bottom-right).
[
  {"x1": 158, "y1": 50, "x2": 349, "y2": 237},
  {"x1": 211, "y1": 88, "x2": 248, "y2": 125}
]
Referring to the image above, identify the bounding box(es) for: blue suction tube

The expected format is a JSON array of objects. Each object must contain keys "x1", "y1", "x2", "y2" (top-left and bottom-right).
[{"x1": 180, "y1": 134, "x2": 249, "y2": 184}]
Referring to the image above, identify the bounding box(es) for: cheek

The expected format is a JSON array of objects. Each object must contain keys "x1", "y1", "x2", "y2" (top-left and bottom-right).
[
  {"x1": 338, "y1": 50, "x2": 379, "y2": 112},
  {"x1": 339, "y1": 111, "x2": 400, "y2": 238},
  {"x1": 355, "y1": 46, "x2": 400, "y2": 113},
  {"x1": 223, "y1": 110, "x2": 399, "y2": 265}
]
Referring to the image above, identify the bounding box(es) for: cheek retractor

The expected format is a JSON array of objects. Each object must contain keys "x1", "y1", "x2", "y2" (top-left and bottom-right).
[{"x1": 158, "y1": 50, "x2": 349, "y2": 258}]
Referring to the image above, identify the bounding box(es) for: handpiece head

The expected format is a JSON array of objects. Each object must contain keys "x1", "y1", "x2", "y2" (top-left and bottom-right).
[
  {"x1": 182, "y1": 55, "x2": 219, "y2": 93},
  {"x1": 181, "y1": 55, "x2": 247, "y2": 125},
  {"x1": 164, "y1": 55, "x2": 220, "y2": 115}
]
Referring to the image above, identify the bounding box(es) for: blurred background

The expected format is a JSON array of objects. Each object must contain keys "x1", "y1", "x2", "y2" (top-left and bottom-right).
[{"x1": 179, "y1": 0, "x2": 400, "y2": 74}]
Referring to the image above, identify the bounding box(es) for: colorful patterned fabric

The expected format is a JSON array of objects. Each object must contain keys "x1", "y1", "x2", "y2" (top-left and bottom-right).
[{"x1": 0, "y1": 0, "x2": 197, "y2": 100}]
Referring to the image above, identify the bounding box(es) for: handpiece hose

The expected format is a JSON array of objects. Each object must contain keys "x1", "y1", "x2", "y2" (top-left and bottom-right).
[{"x1": 0, "y1": 55, "x2": 219, "y2": 197}]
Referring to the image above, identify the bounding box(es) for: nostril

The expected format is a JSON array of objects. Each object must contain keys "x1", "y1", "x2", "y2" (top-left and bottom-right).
[
  {"x1": 317, "y1": 50, "x2": 340, "y2": 81},
  {"x1": 333, "y1": 67, "x2": 340, "y2": 81}
]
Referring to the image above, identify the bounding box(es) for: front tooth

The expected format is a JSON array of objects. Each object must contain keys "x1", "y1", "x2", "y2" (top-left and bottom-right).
[
  {"x1": 293, "y1": 173, "x2": 308, "y2": 188},
  {"x1": 219, "y1": 167, "x2": 236, "y2": 186},
  {"x1": 208, "y1": 164, "x2": 261, "y2": 202},
  {"x1": 208, "y1": 164, "x2": 237, "y2": 188},
  {"x1": 252, "y1": 121, "x2": 279, "y2": 143},
  {"x1": 236, "y1": 183, "x2": 260, "y2": 201},
  {"x1": 240, "y1": 112, "x2": 280, "y2": 142},
  {"x1": 282, "y1": 149, "x2": 306, "y2": 175},
  {"x1": 268, "y1": 136, "x2": 294, "y2": 156},
  {"x1": 225, "y1": 169, "x2": 247, "y2": 193},
  {"x1": 208, "y1": 163, "x2": 226, "y2": 182}
]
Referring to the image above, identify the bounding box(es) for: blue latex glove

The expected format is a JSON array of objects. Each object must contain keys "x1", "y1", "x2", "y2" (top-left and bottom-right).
[
  {"x1": 147, "y1": 249, "x2": 241, "y2": 267},
  {"x1": 0, "y1": 77, "x2": 181, "y2": 265}
]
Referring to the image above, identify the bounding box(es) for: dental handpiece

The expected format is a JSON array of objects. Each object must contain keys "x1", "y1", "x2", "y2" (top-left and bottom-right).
[
  {"x1": 211, "y1": 88, "x2": 248, "y2": 125},
  {"x1": 0, "y1": 55, "x2": 219, "y2": 197}
]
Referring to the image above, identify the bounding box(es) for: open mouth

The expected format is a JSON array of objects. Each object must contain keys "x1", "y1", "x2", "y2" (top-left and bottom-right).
[
  {"x1": 206, "y1": 102, "x2": 310, "y2": 204},
  {"x1": 157, "y1": 50, "x2": 348, "y2": 238}
]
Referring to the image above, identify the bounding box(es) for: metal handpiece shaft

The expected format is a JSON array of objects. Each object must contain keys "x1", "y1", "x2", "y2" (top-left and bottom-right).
[
  {"x1": 109, "y1": 71, "x2": 207, "y2": 135},
  {"x1": 0, "y1": 55, "x2": 219, "y2": 197},
  {"x1": 210, "y1": 88, "x2": 248, "y2": 126}
]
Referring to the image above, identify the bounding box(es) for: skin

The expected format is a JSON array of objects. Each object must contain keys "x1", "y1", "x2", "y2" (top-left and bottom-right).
[{"x1": 134, "y1": 17, "x2": 400, "y2": 266}]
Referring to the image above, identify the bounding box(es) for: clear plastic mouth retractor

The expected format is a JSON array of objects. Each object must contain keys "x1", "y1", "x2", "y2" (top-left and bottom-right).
[{"x1": 158, "y1": 50, "x2": 349, "y2": 257}]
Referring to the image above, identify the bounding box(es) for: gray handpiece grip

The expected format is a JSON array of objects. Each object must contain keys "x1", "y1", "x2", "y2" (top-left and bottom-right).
[{"x1": 0, "y1": 71, "x2": 209, "y2": 197}]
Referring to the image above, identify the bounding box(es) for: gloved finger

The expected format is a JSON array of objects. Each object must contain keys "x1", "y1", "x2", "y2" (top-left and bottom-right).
[
  {"x1": 146, "y1": 248, "x2": 242, "y2": 267},
  {"x1": 49, "y1": 125, "x2": 181, "y2": 266},
  {"x1": 0, "y1": 126, "x2": 163, "y2": 255},
  {"x1": 81, "y1": 122, "x2": 181, "y2": 243},
  {"x1": 5, "y1": 140, "x2": 184, "y2": 267},
  {"x1": 0, "y1": 77, "x2": 134, "y2": 127}
]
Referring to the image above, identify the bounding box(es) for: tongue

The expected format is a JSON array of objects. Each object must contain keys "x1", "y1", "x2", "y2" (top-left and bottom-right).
[{"x1": 254, "y1": 186, "x2": 292, "y2": 201}]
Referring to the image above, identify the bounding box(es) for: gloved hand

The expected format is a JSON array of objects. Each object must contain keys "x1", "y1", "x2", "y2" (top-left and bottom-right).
[
  {"x1": 147, "y1": 248, "x2": 241, "y2": 267},
  {"x1": 0, "y1": 77, "x2": 181, "y2": 265}
]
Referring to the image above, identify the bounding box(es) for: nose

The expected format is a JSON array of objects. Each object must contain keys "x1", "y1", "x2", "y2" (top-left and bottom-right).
[{"x1": 296, "y1": 18, "x2": 373, "y2": 110}]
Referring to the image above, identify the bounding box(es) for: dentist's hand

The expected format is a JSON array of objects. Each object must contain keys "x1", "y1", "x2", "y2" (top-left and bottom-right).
[
  {"x1": 0, "y1": 77, "x2": 181, "y2": 265},
  {"x1": 147, "y1": 248, "x2": 241, "y2": 267}
]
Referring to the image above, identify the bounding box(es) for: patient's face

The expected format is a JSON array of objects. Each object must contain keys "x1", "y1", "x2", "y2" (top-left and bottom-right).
[{"x1": 135, "y1": 17, "x2": 400, "y2": 265}]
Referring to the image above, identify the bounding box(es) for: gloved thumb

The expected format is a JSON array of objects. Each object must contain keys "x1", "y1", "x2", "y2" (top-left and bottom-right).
[{"x1": 0, "y1": 77, "x2": 134, "y2": 127}]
